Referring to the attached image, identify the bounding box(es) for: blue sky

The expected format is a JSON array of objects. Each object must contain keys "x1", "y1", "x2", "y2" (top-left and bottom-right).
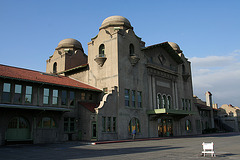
[{"x1": 0, "y1": 0, "x2": 239, "y2": 107}]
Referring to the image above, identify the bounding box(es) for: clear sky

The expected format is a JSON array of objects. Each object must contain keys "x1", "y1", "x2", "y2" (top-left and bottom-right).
[{"x1": 0, "y1": 0, "x2": 239, "y2": 107}]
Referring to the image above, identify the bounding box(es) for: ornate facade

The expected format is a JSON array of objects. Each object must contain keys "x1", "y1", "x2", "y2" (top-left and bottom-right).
[{"x1": 1, "y1": 16, "x2": 207, "y2": 145}]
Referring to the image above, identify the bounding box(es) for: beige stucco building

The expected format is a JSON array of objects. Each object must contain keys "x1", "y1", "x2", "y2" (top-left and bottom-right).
[
  {"x1": 218, "y1": 104, "x2": 240, "y2": 132},
  {"x1": 2, "y1": 16, "x2": 215, "y2": 145},
  {"x1": 46, "y1": 15, "x2": 201, "y2": 141}
]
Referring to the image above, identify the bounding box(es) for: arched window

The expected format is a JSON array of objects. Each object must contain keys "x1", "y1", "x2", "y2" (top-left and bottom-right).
[
  {"x1": 99, "y1": 44, "x2": 105, "y2": 57},
  {"x1": 185, "y1": 120, "x2": 191, "y2": 131},
  {"x1": 128, "y1": 117, "x2": 140, "y2": 134},
  {"x1": 53, "y1": 62, "x2": 57, "y2": 73},
  {"x1": 157, "y1": 94, "x2": 162, "y2": 109},
  {"x1": 162, "y1": 95, "x2": 167, "y2": 109},
  {"x1": 6, "y1": 116, "x2": 31, "y2": 140},
  {"x1": 8, "y1": 117, "x2": 29, "y2": 129},
  {"x1": 129, "y1": 44, "x2": 135, "y2": 56},
  {"x1": 167, "y1": 96, "x2": 171, "y2": 109},
  {"x1": 38, "y1": 117, "x2": 56, "y2": 128}
]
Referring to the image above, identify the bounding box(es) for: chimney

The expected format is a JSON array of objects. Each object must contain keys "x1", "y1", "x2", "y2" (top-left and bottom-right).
[
  {"x1": 205, "y1": 91, "x2": 212, "y2": 108},
  {"x1": 205, "y1": 91, "x2": 214, "y2": 128}
]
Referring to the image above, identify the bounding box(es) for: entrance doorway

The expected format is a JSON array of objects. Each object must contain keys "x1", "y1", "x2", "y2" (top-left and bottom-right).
[
  {"x1": 157, "y1": 119, "x2": 173, "y2": 137},
  {"x1": 6, "y1": 117, "x2": 31, "y2": 141},
  {"x1": 91, "y1": 121, "x2": 97, "y2": 139}
]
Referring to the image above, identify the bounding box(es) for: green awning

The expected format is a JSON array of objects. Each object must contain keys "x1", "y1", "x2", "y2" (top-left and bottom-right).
[
  {"x1": 0, "y1": 104, "x2": 70, "y2": 112},
  {"x1": 147, "y1": 108, "x2": 196, "y2": 115}
]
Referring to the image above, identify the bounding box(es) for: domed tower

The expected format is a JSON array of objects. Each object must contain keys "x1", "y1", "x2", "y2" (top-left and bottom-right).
[
  {"x1": 87, "y1": 16, "x2": 148, "y2": 140},
  {"x1": 87, "y1": 15, "x2": 145, "y2": 90},
  {"x1": 46, "y1": 38, "x2": 87, "y2": 74},
  {"x1": 168, "y1": 42, "x2": 182, "y2": 54},
  {"x1": 99, "y1": 15, "x2": 133, "y2": 31},
  {"x1": 168, "y1": 42, "x2": 191, "y2": 79}
]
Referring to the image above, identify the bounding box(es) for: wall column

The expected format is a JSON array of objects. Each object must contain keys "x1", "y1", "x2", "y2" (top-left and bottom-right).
[
  {"x1": 152, "y1": 76, "x2": 156, "y2": 109},
  {"x1": 174, "y1": 81, "x2": 179, "y2": 110},
  {"x1": 148, "y1": 75, "x2": 153, "y2": 109}
]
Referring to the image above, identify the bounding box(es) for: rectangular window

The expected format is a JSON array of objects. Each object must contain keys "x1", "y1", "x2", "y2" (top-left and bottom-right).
[
  {"x1": 61, "y1": 90, "x2": 67, "y2": 105},
  {"x1": 113, "y1": 117, "x2": 116, "y2": 132},
  {"x1": 25, "y1": 86, "x2": 32, "y2": 103},
  {"x1": 132, "y1": 90, "x2": 136, "y2": 108},
  {"x1": 64, "y1": 118, "x2": 68, "y2": 132},
  {"x1": 70, "y1": 118, "x2": 75, "y2": 132},
  {"x1": 196, "y1": 120, "x2": 201, "y2": 131},
  {"x1": 188, "y1": 99, "x2": 191, "y2": 111},
  {"x1": 185, "y1": 99, "x2": 188, "y2": 111},
  {"x1": 43, "y1": 88, "x2": 49, "y2": 104},
  {"x1": 125, "y1": 89, "x2": 130, "y2": 106},
  {"x1": 14, "y1": 84, "x2": 22, "y2": 104},
  {"x1": 2, "y1": 83, "x2": 11, "y2": 103},
  {"x1": 81, "y1": 92, "x2": 86, "y2": 100},
  {"x1": 137, "y1": 91, "x2": 142, "y2": 108},
  {"x1": 107, "y1": 117, "x2": 111, "y2": 132},
  {"x1": 64, "y1": 117, "x2": 75, "y2": 132},
  {"x1": 52, "y1": 89, "x2": 58, "y2": 105},
  {"x1": 102, "y1": 116, "x2": 106, "y2": 132},
  {"x1": 69, "y1": 91, "x2": 75, "y2": 106},
  {"x1": 182, "y1": 99, "x2": 185, "y2": 110}
]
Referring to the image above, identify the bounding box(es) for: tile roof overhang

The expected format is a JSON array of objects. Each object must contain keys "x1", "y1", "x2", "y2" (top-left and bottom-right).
[
  {"x1": 57, "y1": 64, "x2": 88, "y2": 74},
  {"x1": 0, "y1": 64, "x2": 101, "y2": 92},
  {"x1": 142, "y1": 42, "x2": 183, "y2": 64},
  {"x1": 0, "y1": 104, "x2": 70, "y2": 112},
  {"x1": 79, "y1": 102, "x2": 98, "y2": 113}
]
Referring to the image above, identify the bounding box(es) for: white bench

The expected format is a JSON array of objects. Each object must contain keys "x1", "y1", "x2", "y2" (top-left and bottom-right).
[{"x1": 202, "y1": 142, "x2": 215, "y2": 157}]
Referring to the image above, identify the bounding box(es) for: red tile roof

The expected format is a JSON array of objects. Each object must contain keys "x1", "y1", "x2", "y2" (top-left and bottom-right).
[
  {"x1": 79, "y1": 102, "x2": 98, "y2": 112},
  {"x1": 0, "y1": 64, "x2": 101, "y2": 91}
]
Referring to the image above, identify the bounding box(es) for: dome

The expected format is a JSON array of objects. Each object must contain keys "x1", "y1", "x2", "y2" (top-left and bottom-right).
[
  {"x1": 100, "y1": 15, "x2": 132, "y2": 29},
  {"x1": 56, "y1": 38, "x2": 83, "y2": 50},
  {"x1": 102, "y1": 16, "x2": 131, "y2": 26},
  {"x1": 168, "y1": 42, "x2": 182, "y2": 53}
]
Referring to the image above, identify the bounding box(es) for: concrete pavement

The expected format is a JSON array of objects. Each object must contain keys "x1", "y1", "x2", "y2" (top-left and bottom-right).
[{"x1": 0, "y1": 132, "x2": 240, "y2": 160}]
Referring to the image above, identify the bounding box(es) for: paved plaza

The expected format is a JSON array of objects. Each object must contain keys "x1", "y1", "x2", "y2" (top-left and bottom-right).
[{"x1": 0, "y1": 133, "x2": 240, "y2": 160}]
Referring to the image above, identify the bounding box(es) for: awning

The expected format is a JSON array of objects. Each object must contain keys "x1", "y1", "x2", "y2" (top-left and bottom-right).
[
  {"x1": 147, "y1": 109, "x2": 197, "y2": 120},
  {"x1": 0, "y1": 104, "x2": 70, "y2": 112},
  {"x1": 147, "y1": 108, "x2": 196, "y2": 116}
]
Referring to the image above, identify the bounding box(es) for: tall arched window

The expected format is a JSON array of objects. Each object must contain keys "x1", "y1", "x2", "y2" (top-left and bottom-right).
[
  {"x1": 99, "y1": 44, "x2": 105, "y2": 57},
  {"x1": 53, "y1": 62, "x2": 57, "y2": 73},
  {"x1": 167, "y1": 96, "x2": 171, "y2": 109},
  {"x1": 162, "y1": 95, "x2": 167, "y2": 109},
  {"x1": 128, "y1": 117, "x2": 140, "y2": 134},
  {"x1": 185, "y1": 120, "x2": 191, "y2": 131},
  {"x1": 157, "y1": 94, "x2": 162, "y2": 109},
  {"x1": 129, "y1": 44, "x2": 134, "y2": 56}
]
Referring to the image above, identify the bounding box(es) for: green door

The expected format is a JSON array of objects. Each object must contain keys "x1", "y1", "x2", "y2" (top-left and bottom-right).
[{"x1": 6, "y1": 117, "x2": 31, "y2": 141}]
